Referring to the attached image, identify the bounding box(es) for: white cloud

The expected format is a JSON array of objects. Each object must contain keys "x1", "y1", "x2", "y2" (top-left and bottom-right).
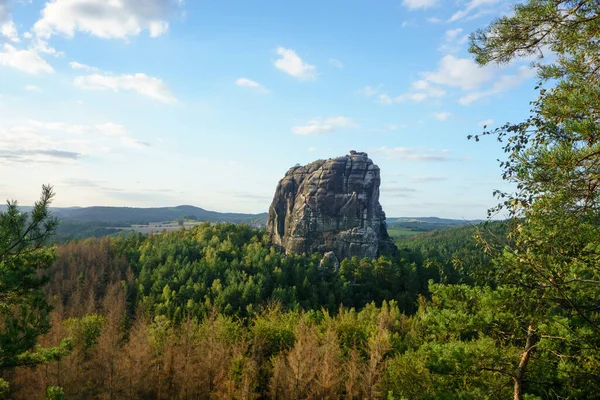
[
  {"x1": 0, "y1": 120, "x2": 146, "y2": 165},
  {"x1": 381, "y1": 53, "x2": 536, "y2": 106},
  {"x1": 448, "y1": 0, "x2": 501, "y2": 22},
  {"x1": 365, "y1": 52, "x2": 530, "y2": 107},
  {"x1": 0, "y1": 0, "x2": 18, "y2": 42},
  {"x1": 1, "y1": 20, "x2": 18, "y2": 42},
  {"x1": 478, "y1": 118, "x2": 494, "y2": 126},
  {"x1": 458, "y1": 92, "x2": 481, "y2": 105},
  {"x1": 25, "y1": 85, "x2": 42, "y2": 92},
  {"x1": 361, "y1": 80, "x2": 444, "y2": 105},
  {"x1": 378, "y1": 94, "x2": 393, "y2": 105},
  {"x1": 30, "y1": 121, "x2": 89, "y2": 134},
  {"x1": 292, "y1": 116, "x2": 358, "y2": 135},
  {"x1": 0, "y1": 44, "x2": 54, "y2": 74},
  {"x1": 94, "y1": 122, "x2": 149, "y2": 148},
  {"x1": 32, "y1": 0, "x2": 181, "y2": 40},
  {"x1": 459, "y1": 65, "x2": 536, "y2": 105},
  {"x1": 395, "y1": 80, "x2": 446, "y2": 102},
  {"x1": 29, "y1": 36, "x2": 63, "y2": 57},
  {"x1": 444, "y1": 28, "x2": 464, "y2": 42},
  {"x1": 422, "y1": 55, "x2": 494, "y2": 91},
  {"x1": 434, "y1": 111, "x2": 452, "y2": 121},
  {"x1": 402, "y1": 0, "x2": 438, "y2": 10},
  {"x1": 74, "y1": 72, "x2": 178, "y2": 103},
  {"x1": 69, "y1": 61, "x2": 99, "y2": 71},
  {"x1": 329, "y1": 58, "x2": 344, "y2": 68},
  {"x1": 376, "y1": 146, "x2": 453, "y2": 162},
  {"x1": 235, "y1": 77, "x2": 269, "y2": 93},
  {"x1": 31, "y1": 120, "x2": 148, "y2": 148},
  {"x1": 362, "y1": 81, "x2": 445, "y2": 105},
  {"x1": 440, "y1": 28, "x2": 469, "y2": 53},
  {"x1": 274, "y1": 47, "x2": 317, "y2": 80}
]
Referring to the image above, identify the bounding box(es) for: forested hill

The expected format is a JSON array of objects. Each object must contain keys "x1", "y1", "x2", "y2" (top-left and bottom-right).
[{"x1": 0, "y1": 204, "x2": 268, "y2": 225}]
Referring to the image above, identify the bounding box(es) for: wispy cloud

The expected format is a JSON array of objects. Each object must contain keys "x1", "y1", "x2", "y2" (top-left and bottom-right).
[
  {"x1": 448, "y1": 0, "x2": 501, "y2": 22},
  {"x1": 0, "y1": 126, "x2": 79, "y2": 165},
  {"x1": 376, "y1": 146, "x2": 455, "y2": 162},
  {"x1": 411, "y1": 176, "x2": 448, "y2": 182},
  {"x1": 0, "y1": 43, "x2": 53, "y2": 74},
  {"x1": 74, "y1": 72, "x2": 179, "y2": 104},
  {"x1": 402, "y1": 0, "x2": 438, "y2": 10},
  {"x1": 0, "y1": 120, "x2": 148, "y2": 166},
  {"x1": 69, "y1": 61, "x2": 99, "y2": 71},
  {"x1": 62, "y1": 178, "x2": 184, "y2": 202},
  {"x1": 375, "y1": 80, "x2": 446, "y2": 104},
  {"x1": 434, "y1": 111, "x2": 452, "y2": 121},
  {"x1": 363, "y1": 51, "x2": 530, "y2": 107},
  {"x1": 220, "y1": 190, "x2": 273, "y2": 202},
  {"x1": 235, "y1": 77, "x2": 269, "y2": 93},
  {"x1": 459, "y1": 66, "x2": 536, "y2": 105},
  {"x1": 292, "y1": 117, "x2": 358, "y2": 135},
  {"x1": 359, "y1": 85, "x2": 380, "y2": 98},
  {"x1": 0, "y1": 149, "x2": 81, "y2": 163},
  {"x1": 422, "y1": 55, "x2": 494, "y2": 91},
  {"x1": 329, "y1": 58, "x2": 344, "y2": 68},
  {"x1": 380, "y1": 186, "x2": 417, "y2": 197},
  {"x1": 439, "y1": 28, "x2": 469, "y2": 53},
  {"x1": 382, "y1": 53, "x2": 536, "y2": 106},
  {"x1": 32, "y1": 121, "x2": 149, "y2": 148}
]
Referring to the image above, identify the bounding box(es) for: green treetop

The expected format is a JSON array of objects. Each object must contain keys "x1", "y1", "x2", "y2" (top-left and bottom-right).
[{"x1": 0, "y1": 186, "x2": 70, "y2": 373}]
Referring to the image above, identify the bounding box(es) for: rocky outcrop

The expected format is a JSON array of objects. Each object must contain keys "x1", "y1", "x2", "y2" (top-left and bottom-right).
[{"x1": 267, "y1": 151, "x2": 397, "y2": 259}]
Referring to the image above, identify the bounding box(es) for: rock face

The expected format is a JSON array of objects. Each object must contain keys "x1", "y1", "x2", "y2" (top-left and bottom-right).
[{"x1": 267, "y1": 151, "x2": 397, "y2": 259}]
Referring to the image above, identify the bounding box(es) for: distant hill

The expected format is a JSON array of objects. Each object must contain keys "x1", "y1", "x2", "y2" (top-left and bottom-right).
[
  {"x1": 388, "y1": 217, "x2": 484, "y2": 225},
  {"x1": 386, "y1": 216, "x2": 485, "y2": 238},
  {"x1": 0, "y1": 204, "x2": 268, "y2": 226},
  {"x1": 0, "y1": 205, "x2": 483, "y2": 230},
  {"x1": 1, "y1": 203, "x2": 488, "y2": 243}
]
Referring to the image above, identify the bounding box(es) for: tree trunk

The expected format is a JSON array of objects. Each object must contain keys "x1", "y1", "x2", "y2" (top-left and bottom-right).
[{"x1": 513, "y1": 324, "x2": 536, "y2": 400}]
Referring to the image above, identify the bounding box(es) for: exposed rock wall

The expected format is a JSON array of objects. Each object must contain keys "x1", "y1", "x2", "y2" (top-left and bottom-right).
[{"x1": 267, "y1": 151, "x2": 397, "y2": 259}]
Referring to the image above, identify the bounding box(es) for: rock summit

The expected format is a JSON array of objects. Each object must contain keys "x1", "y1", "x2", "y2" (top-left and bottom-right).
[{"x1": 267, "y1": 151, "x2": 397, "y2": 259}]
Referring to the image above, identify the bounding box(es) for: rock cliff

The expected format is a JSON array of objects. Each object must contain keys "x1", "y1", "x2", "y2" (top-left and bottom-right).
[{"x1": 267, "y1": 151, "x2": 397, "y2": 259}]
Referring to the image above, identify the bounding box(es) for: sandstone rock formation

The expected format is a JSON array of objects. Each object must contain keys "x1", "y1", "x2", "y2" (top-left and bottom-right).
[{"x1": 267, "y1": 151, "x2": 397, "y2": 259}]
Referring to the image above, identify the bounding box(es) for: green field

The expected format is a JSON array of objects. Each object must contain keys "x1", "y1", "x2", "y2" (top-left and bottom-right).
[{"x1": 387, "y1": 228, "x2": 423, "y2": 238}]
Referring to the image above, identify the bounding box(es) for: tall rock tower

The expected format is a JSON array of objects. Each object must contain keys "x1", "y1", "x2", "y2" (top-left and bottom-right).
[{"x1": 267, "y1": 151, "x2": 397, "y2": 259}]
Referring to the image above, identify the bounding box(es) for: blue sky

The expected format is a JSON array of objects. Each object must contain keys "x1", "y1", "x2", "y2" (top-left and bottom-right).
[{"x1": 0, "y1": 0, "x2": 537, "y2": 219}]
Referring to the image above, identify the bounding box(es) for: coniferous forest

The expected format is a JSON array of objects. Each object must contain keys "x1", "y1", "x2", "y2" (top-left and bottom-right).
[{"x1": 2, "y1": 1, "x2": 600, "y2": 399}]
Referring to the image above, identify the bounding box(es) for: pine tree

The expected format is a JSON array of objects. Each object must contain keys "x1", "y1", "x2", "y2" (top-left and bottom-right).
[
  {"x1": 0, "y1": 186, "x2": 71, "y2": 392},
  {"x1": 467, "y1": 1, "x2": 600, "y2": 398}
]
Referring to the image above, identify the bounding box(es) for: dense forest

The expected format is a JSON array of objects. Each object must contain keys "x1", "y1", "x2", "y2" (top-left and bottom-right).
[{"x1": 2, "y1": 1, "x2": 600, "y2": 399}]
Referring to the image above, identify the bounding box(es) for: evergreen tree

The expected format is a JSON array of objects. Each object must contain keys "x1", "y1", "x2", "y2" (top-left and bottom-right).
[
  {"x1": 466, "y1": 1, "x2": 600, "y2": 397},
  {"x1": 0, "y1": 186, "x2": 71, "y2": 393}
]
